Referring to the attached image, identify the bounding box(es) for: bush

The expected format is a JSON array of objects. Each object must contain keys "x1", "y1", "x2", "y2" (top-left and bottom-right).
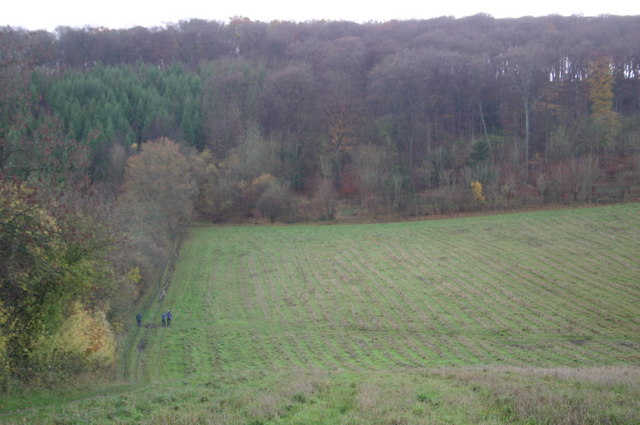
[
  {"x1": 0, "y1": 302, "x2": 9, "y2": 391},
  {"x1": 31, "y1": 302, "x2": 116, "y2": 382},
  {"x1": 257, "y1": 182, "x2": 295, "y2": 223}
]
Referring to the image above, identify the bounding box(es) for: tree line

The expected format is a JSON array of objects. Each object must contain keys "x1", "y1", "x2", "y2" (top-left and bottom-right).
[{"x1": 1, "y1": 14, "x2": 640, "y2": 389}]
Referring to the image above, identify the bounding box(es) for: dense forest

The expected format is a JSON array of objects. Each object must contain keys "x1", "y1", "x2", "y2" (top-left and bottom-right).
[{"x1": 1, "y1": 15, "x2": 640, "y2": 389}]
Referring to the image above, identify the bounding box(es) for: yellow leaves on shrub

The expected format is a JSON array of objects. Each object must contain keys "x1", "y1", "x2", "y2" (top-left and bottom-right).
[
  {"x1": 0, "y1": 301, "x2": 10, "y2": 378},
  {"x1": 235, "y1": 174, "x2": 275, "y2": 197},
  {"x1": 123, "y1": 266, "x2": 143, "y2": 302},
  {"x1": 252, "y1": 173, "x2": 275, "y2": 188},
  {"x1": 49, "y1": 302, "x2": 116, "y2": 367},
  {"x1": 470, "y1": 180, "x2": 485, "y2": 203},
  {"x1": 222, "y1": 150, "x2": 242, "y2": 170},
  {"x1": 1, "y1": 180, "x2": 59, "y2": 236},
  {"x1": 126, "y1": 266, "x2": 142, "y2": 285}
]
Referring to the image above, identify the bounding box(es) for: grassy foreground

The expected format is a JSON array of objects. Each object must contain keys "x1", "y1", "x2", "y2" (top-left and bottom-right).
[{"x1": 2, "y1": 204, "x2": 639, "y2": 424}]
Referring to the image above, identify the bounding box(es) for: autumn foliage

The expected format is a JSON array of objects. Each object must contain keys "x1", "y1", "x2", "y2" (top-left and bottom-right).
[
  {"x1": 470, "y1": 180, "x2": 485, "y2": 203},
  {"x1": 0, "y1": 178, "x2": 116, "y2": 388},
  {"x1": 1, "y1": 15, "x2": 640, "y2": 390}
]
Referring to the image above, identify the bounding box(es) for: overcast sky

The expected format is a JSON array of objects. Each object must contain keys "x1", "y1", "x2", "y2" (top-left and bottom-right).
[{"x1": 4, "y1": 0, "x2": 640, "y2": 31}]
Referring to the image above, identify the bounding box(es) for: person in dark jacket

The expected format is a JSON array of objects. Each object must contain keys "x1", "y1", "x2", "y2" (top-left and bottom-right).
[
  {"x1": 166, "y1": 311, "x2": 172, "y2": 326},
  {"x1": 136, "y1": 313, "x2": 142, "y2": 327}
]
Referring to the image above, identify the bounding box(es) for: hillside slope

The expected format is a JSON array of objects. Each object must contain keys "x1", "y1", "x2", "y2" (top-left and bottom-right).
[
  {"x1": 3, "y1": 204, "x2": 639, "y2": 424},
  {"x1": 132, "y1": 204, "x2": 640, "y2": 382}
]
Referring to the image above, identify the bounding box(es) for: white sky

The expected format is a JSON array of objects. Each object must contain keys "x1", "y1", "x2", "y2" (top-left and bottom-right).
[{"x1": 3, "y1": 0, "x2": 640, "y2": 31}]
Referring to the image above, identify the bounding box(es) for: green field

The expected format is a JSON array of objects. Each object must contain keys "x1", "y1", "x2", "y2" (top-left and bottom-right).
[{"x1": 2, "y1": 204, "x2": 640, "y2": 424}]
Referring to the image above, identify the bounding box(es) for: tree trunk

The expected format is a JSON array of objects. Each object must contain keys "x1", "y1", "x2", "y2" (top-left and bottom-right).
[
  {"x1": 523, "y1": 95, "x2": 530, "y2": 181},
  {"x1": 479, "y1": 102, "x2": 488, "y2": 139}
]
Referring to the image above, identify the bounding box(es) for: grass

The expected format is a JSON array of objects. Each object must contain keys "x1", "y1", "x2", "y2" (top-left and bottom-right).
[{"x1": 1, "y1": 203, "x2": 639, "y2": 424}]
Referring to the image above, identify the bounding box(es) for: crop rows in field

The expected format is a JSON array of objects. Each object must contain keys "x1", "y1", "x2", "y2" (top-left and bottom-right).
[{"x1": 131, "y1": 204, "x2": 640, "y2": 381}]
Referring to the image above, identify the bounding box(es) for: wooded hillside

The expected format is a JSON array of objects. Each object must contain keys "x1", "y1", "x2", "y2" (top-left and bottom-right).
[
  {"x1": 1, "y1": 15, "x2": 639, "y2": 389},
  {"x1": 3, "y1": 15, "x2": 640, "y2": 212}
]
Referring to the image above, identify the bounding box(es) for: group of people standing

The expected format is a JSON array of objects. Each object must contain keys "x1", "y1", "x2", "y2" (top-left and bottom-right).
[
  {"x1": 136, "y1": 310, "x2": 173, "y2": 327},
  {"x1": 161, "y1": 310, "x2": 172, "y2": 326}
]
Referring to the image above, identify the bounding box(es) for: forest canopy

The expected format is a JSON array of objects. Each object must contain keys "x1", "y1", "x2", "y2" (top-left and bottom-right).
[{"x1": 2, "y1": 15, "x2": 639, "y2": 203}]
